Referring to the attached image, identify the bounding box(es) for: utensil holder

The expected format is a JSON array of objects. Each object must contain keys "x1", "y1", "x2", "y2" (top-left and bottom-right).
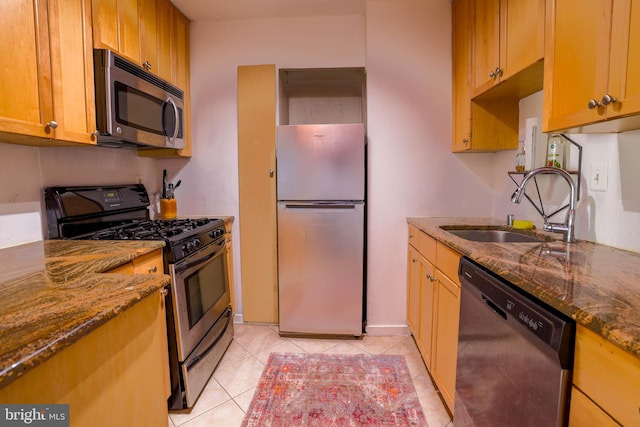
[{"x1": 160, "y1": 198, "x2": 177, "y2": 219}]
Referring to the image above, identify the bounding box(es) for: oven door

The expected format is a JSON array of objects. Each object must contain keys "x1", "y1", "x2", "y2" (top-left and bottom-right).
[{"x1": 169, "y1": 237, "x2": 230, "y2": 361}]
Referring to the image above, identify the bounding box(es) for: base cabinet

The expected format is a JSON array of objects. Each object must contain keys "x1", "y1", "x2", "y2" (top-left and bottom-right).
[
  {"x1": 0, "y1": 290, "x2": 170, "y2": 427},
  {"x1": 406, "y1": 224, "x2": 461, "y2": 413},
  {"x1": 569, "y1": 325, "x2": 640, "y2": 426}
]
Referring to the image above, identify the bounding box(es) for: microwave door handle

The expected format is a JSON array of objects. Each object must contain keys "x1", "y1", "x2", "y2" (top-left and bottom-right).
[{"x1": 166, "y1": 97, "x2": 180, "y2": 143}]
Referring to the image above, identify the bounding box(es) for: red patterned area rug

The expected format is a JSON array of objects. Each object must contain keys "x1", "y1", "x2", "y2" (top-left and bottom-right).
[{"x1": 241, "y1": 352, "x2": 428, "y2": 426}]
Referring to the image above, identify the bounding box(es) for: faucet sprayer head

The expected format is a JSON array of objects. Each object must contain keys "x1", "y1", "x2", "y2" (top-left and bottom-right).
[{"x1": 511, "y1": 188, "x2": 523, "y2": 204}]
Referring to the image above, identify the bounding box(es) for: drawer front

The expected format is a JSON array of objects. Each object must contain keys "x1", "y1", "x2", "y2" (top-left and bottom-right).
[
  {"x1": 573, "y1": 325, "x2": 640, "y2": 426},
  {"x1": 132, "y1": 249, "x2": 164, "y2": 274},
  {"x1": 418, "y1": 231, "x2": 437, "y2": 263},
  {"x1": 408, "y1": 224, "x2": 437, "y2": 263},
  {"x1": 436, "y1": 242, "x2": 461, "y2": 285},
  {"x1": 408, "y1": 224, "x2": 420, "y2": 248},
  {"x1": 568, "y1": 387, "x2": 620, "y2": 427}
]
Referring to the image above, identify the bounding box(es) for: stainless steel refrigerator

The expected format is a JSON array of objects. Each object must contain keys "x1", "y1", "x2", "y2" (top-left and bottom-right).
[{"x1": 277, "y1": 123, "x2": 365, "y2": 336}]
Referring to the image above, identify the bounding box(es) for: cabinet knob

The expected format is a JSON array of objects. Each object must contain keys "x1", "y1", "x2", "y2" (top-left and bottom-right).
[
  {"x1": 601, "y1": 94, "x2": 618, "y2": 105},
  {"x1": 269, "y1": 169, "x2": 275, "y2": 177},
  {"x1": 587, "y1": 99, "x2": 601, "y2": 109},
  {"x1": 462, "y1": 138, "x2": 469, "y2": 145},
  {"x1": 148, "y1": 265, "x2": 158, "y2": 273},
  {"x1": 143, "y1": 61, "x2": 152, "y2": 71},
  {"x1": 46, "y1": 121, "x2": 58, "y2": 129}
]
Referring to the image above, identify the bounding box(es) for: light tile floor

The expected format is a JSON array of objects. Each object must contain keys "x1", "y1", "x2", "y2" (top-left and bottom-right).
[{"x1": 168, "y1": 323, "x2": 453, "y2": 427}]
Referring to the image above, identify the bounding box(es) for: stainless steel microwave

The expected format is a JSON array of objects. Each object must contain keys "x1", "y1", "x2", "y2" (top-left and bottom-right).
[{"x1": 93, "y1": 49, "x2": 185, "y2": 150}]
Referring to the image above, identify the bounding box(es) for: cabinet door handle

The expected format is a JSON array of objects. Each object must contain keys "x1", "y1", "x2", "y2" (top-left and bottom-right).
[
  {"x1": 601, "y1": 94, "x2": 618, "y2": 105},
  {"x1": 462, "y1": 138, "x2": 469, "y2": 145},
  {"x1": 148, "y1": 265, "x2": 158, "y2": 273},
  {"x1": 46, "y1": 121, "x2": 58, "y2": 129},
  {"x1": 587, "y1": 99, "x2": 601, "y2": 109},
  {"x1": 269, "y1": 170, "x2": 275, "y2": 177},
  {"x1": 489, "y1": 67, "x2": 503, "y2": 79}
]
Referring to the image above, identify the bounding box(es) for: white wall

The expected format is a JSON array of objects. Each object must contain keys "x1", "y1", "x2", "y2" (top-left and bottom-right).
[
  {"x1": 0, "y1": 143, "x2": 157, "y2": 248},
  {"x1": 364, "y1": 0, "x2": 494, "y2": 334},
  {"x1": 181, "y1": 0, "x2": 495, "y2": 332},
  {"x1": 178, "y1": 14, "x2": 367, "y2": 320}
]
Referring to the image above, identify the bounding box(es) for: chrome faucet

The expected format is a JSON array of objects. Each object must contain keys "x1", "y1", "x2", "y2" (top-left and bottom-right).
[{"x1": 511, "y1": 167, "x2": 577, "y2": 243}]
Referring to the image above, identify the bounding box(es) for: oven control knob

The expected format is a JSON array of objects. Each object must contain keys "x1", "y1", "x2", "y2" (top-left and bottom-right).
[
  {"x1": 209, "y1": 229, "x2": 223, "y2": 238},
  {"x1": 184, "y1": 239, "x2": 199, "y2": 253}
]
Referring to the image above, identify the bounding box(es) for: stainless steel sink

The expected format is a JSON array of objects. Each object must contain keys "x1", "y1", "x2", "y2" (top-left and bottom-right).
[{"x1": 441, "y1": 227, "x2": 545, "y2": 243}]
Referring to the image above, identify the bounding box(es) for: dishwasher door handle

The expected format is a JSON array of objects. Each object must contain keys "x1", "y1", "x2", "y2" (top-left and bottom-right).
[{"x1": 482, "y1": 295, "x2": 507, "y2": 320}]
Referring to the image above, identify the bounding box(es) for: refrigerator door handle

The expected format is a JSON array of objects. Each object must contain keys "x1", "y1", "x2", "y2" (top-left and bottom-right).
[{"x1": 284, "y1": 203, "x2": 357, "y2": 209}]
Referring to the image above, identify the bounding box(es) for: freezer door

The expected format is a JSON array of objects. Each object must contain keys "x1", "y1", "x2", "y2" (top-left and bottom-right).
[
  {"x1": 277, "y1": 124, "x2": 365, "y2": 201},
  {"x1": 277, "y1": 201, "x2": 364, "y2": 335}
]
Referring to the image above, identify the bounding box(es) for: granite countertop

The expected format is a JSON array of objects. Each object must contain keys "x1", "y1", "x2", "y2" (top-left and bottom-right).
[
  {"x1": 0, "y1": 239, "x2": 170, "y2": 389},
  {"x1": 408, "y1": 217, "x2": 640, "y2": 360}
]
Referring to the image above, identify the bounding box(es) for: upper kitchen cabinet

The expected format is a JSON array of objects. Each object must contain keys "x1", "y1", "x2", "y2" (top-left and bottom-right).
[
  {"x1": 139, "y1": 0, "x2": 173, "y2": 82},
  {"x1": 138, "y1": 6, "x2": 192, "y2": 158},
  {"x1": 472, "y1": 0, "x2": 545, "y2": 98},
  {"x1": 92, "y1": 0, "x2": 140, "y2": 64},
  {"x1": 452, "y1": 0, "x2": 518, "y2": 152},
  {"x1": 92, "y1": 0, "x2": 140, "y2": 63},
  {"x1": 0, "y1": 0, "x2": 97, "y2": 146},
  {"x1": 543, "y1": 0, "x2": 640, "y2": 133},
  {"x1": 93, "y1": 0, "x2": 189, "y2": 87}
]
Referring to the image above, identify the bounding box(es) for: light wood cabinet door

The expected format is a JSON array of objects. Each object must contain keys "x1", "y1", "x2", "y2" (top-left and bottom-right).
[
  {"x1": 500, "y1": 0, "x2": 545, "y2": 81},
  {"x1": 451, "y1": 0, "x2": 519, "y2": 152},
  {"x1": 543, "y1": 0, "x2": 611, "y2": 131},
  {"x1": 417, "y1": 256, "x2": 436, "y2": 370},
  {"x1": 138, "y1": 6, "x2": 192, "y2": 158},
  {"x1": 607, "y1": 0, "x2": 640, "y2": 120},
  {"x1": 49, "y1": 0, "x2": 97, "y2": 144},
  {"x1": 238, "y1": 65, "x2": 278, "y2": 323},
  {"x1": 155, "y1": 0, "x2": 173, "y2": 82},
  {"x1": 432, "y1": 269, "x2": 461, "y2": 414},
  {"x1": 544, "y1": 0, "x2": 640, "y2": 132},
  {"x1": 0, "y1": 290, "x2": 170, "y2": 426},
  {"x1": 407, "y1": 245, "x2": 422, "y2": 336},
  {"x1": 138, "y1": 0, "x2": 158, "y2": 72},
  {"x1": 0, "y1": 0, "x2": 96, "y2": 145},
  {"x1": 452, "y1": 0, "x2": 473, "y2": 152},
  {"x1": 139, "y1": 0, "x2": 173, "y2": 82},
  {"x1": 572, "y1": 325, "x2": 640, "y2": 426},
  {"x1": 472, "y1": 0, "x2": 545, "y2": 96},
  {"x1": 92, "y1": 0, "x2": 141, "y2": 64},
  {"x1": 569, "y1": 387, "x2": 620, "y2": 427},
  {"x1": 0, "y1": 0, "x2": 53, "y2": 140},
  {"x1": 472, "y1": 0, "x2": 501, "y2": 94}
]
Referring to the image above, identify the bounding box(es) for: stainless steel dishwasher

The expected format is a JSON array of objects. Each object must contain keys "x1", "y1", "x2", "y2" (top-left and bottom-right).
[{"x1": 455, "y1": 257, "x2": 575, "y2": 427}]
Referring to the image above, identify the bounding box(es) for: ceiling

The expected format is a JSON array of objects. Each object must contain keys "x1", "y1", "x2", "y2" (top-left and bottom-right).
[{"x1": 171, "y1": 0, "x2": 367, "y2": 22}]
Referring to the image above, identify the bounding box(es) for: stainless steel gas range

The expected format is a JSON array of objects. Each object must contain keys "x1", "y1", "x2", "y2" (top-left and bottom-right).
[{"x1": 44, "y1": 184, "x2": 233, "y2": 409}]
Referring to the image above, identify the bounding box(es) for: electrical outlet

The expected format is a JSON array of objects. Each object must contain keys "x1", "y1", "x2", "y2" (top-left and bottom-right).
[{"x1": 590, "y1": 162, "x2": 608, "y2": 192}]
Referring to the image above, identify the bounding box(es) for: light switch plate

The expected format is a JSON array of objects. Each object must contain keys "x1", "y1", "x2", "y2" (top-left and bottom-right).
[{"x1": 590, "y1": 162, "x2": 608, "y2": 192}]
